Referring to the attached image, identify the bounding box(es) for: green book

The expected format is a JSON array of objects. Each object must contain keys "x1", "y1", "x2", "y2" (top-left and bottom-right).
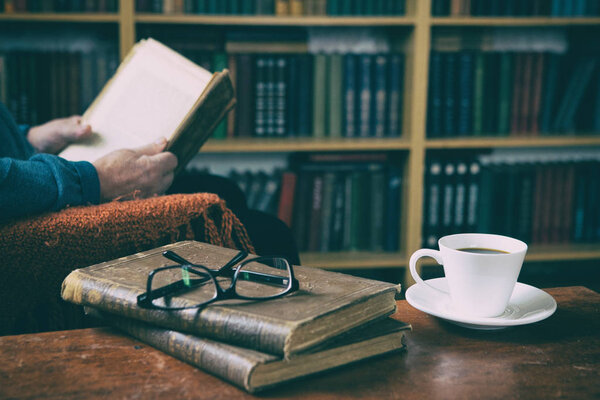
[
  {"x1": 328, "y1": 54, "x2": 343, "y2": 138},
  {"x1": 211, "y1": 52, "x2": 228, "y2": 139},
  {"x1": 497, "y1": 52, "x2": 513, "y2": 136},
  {"x1": 472, "y1": 52, "x2": 485, "y2": 136},
  {"x1": 312, "y1": 54, "x2": 328, "y2": 138}
]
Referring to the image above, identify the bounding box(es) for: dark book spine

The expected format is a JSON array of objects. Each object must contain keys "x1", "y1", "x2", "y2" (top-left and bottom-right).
[
  {"x1": 277, "y1": 171, "x2": 297, "y2": 228},
  {"x1": 319, "y1": 172, "x2": 335, "y2": 252},
  {"x1": 329, "y1": 174, "x2": 346, "y2": 251},
  {"x1": 343, "y1": 53, "x2": 357, "y2": 138},
  {"x1": 427, "y1": 51, "x2": 443, "y2": 138},
  {"x1": 296, "y1": 54, "x2": 313, "y2": 137},
  {"x1": 515, "y1": 165, "x2": 535, "y2": 243},
  {"x1": 369, "y1": 167, "x2": 386, "y2": 251},
  {"x1": 456, "y1": 51, "x2": 474, "y2": 136},
  {"x1": 442, "y1": 52, "x2": 457, "y2": 137},
  {"x1": 483, "y1": 52, "x2": 500, "y2": 136},
  {"x1": 254, "y1": 56, "x2": 267, "y2": 137},
  {"x1": 384, "y1": 164, "x2": 402, "y2": 252},
  {"x1": 235, "y1": 54, "x2": 254, "y2": 137},
  {"x1": 423, "y1": 158, "x2": 443, "y2": 247},
  {"x1": 497, "y1": 52, "x2": 513, "y2": 135},
  {"x1": 265, "y1": 57, "x2": 276, "y2": 136},
  {"x1": 441, "y1": 160, "x2": 456, "y2": 237},
  {"x1": 373, "y1": 54, "x2": 387, "y2": 138},
  {"x1": 465, "y1": 159, "x2": 480, "y2": 233},
  {"x1": 453, "y1": 160, "x2": 468, "y2": 233},
  {"x1": 358, "y1": 54, "x2": 373, "y2": 138},
  {"x1": 286, "y1": 55, "x2": 298, "y2": 137},
  {"x1": 387, "y1": 53, "x2": 404, "y2": 137},
  {"x1": 274, "y1": 56, "x2": 287, "y2": 137},
  {"x1": 472, "y1": 52, "x2": 485, "y2": 136}
]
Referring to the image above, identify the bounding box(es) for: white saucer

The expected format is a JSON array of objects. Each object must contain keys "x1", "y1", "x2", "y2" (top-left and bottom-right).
[{"x1": 405, "y1": 278, "x2": 557, "y2": 330}]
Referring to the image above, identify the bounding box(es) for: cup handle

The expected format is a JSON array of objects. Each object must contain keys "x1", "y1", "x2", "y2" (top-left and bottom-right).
[{"x1": 409, "y1": 249, "x2": 448, "y2": 294}]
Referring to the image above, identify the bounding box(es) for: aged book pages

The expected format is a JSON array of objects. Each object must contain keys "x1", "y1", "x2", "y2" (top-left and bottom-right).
[
  {"x1": 59, "y1": 38, "x2": 235, "y2": 173},
  {"x1": 91, "y1": 309, "x2": 409, "y2": 393},
  {"x1": 62, "y1": 241, "x2": 400, "y2": 357}
]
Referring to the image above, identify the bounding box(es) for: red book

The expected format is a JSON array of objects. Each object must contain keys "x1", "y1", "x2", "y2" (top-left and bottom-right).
[{"x1": 277, "y1": 171, "x2": 297, "y2": 228}]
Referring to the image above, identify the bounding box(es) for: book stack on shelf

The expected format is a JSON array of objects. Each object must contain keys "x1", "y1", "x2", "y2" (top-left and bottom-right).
[
  {"x1": 134, "y1": 0, "x2": 406, "y2": 16},
  {"x1": 0, "y1": 0, "x2": 118, "y2": 12},
  {"x1": 427, "y1": 29, "x2": 600, "y2": 138},
  {"x1": 61, "y1": 240, "x2": 409, "y2": 393},
  {"x1": 423, "y1": 149, "x2": 600, "y2": 248},
  {"x1": 432, "y1": 0, "x2": 600, "y2": 17}
]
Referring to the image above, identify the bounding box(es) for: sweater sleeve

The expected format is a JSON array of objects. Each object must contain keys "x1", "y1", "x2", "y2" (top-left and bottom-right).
[{"x1": 0, "y1": 154, "x2": 100, "y2": 221}]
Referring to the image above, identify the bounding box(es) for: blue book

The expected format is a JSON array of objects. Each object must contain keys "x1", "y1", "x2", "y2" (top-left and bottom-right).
[
  {"x1": 427, "y1": 51, "x2": 443, "y2": 138},
  {"x1": 540, "y1": 53, "x2": 561, "y2": 134},
  {"x1": 387, "y1": 53, "x2": 404, "y2": 137},
  {"x1": 457, "y1": 51, "x2": 474, "y2": 136},
  {"x1": 343, "y1": 54, "x2": 357, "y2": 137},
  {"x1": 551, "y1": 0, "x2": 562, "y2": 16}
]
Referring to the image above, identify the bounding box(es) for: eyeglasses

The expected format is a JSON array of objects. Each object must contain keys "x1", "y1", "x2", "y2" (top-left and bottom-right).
[{"x1": 137, "y1": 250, "x2": 299, "y2": 311}]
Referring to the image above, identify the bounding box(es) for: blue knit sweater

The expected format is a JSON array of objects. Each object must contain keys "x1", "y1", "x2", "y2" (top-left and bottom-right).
[{"x1": 0, "y1": 102, "x2": 100, "y2": 221}]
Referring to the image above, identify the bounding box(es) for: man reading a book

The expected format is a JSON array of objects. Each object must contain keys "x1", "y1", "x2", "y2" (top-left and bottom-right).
[{"x1": 0, "y1": 102, "x2": 178, "y2": 221}]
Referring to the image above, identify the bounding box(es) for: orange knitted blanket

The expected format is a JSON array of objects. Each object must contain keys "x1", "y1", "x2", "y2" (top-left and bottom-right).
[{"x1": 0, "y1": 193, "x2": 254, "y2": 335}]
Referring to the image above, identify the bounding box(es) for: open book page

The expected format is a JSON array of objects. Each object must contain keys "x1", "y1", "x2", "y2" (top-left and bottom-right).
[{"x1": 59, "y1": 38, "x2": 214, "y2": 162}]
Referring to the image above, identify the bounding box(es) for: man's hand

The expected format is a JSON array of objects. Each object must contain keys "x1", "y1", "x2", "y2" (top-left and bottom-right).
[
  {"x1": 93, "y1": 138, "x2": 178, "y2": 202},
  {"x1": 27, "y1": 116, "x2": 92, "y2": 154}
]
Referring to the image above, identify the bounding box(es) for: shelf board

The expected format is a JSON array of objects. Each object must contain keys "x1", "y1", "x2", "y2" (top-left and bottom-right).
[
  {"x1": 431, "y1": 16, "x2": 600, "y2": 26},
  {"x1": 300, "y1": 251, "x2": 406, "y2": 269},
  {"x1": 202, "y1": 137, "x2": 411, "y2": 153},
  {"x1": 426, "y1": 135, "x2": 600, "y2": 149},
  {"x1": 135, "y1": 14, "x2": 415, "y2": 26},
  {"x1": 0, "y1": 12, "x2": 119, "y2": 22}
]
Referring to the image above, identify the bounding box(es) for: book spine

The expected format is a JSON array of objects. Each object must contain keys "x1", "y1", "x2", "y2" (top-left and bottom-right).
[
  {"x1": 442, "y1": 52, "x2": 457, "y2": 137},
  {"x1": 510, "y1": 53, "x2": 523, "y2": 135},
  {"x1": 319, "y1": 172, "x2": 335, "y2": 252},
  {"x1": 529, "y1": 52, "x2": 545, "y2": 135},
  {"x1": 482, "y1": 52, "x2": 499, "y2": 136},
  {"x1": 358, "y1": 54, "x2": 372, "y2": 138},
  {"x1": 540, "y1": 53, "x2": 560, "y2": 135},
  {"x1": 343, "y1": 53, "x2": 357, "y2": 138},
  {"x1": 441, "y1": 159, "x2": 456, "y2": 236},
  {"x1": 453, "y1": 160, "x2": 468, "y2": 233},
  {"x1": 384, "y1": 164, "x2": 402, "y2": 251},
  {"x1": 307, "y1": 172, "x2": 324, "y2": 251},
  {"x1": 423, "y1": 158, "x2": 442, "y2": 247},
  {"x1": 369, "y1": 167, "x2": 386, "y2": 250},
  {"x1": 497, "y1": 52, "x2": 513, "y2": 135},
  {"x1": 387, "y1": 53, "x2": 403, "y2": 137},
  {"x1": 373, "y1": 54, "x2": 387, "y2": 138},
  {"x1": 465, "y1": 159, "x2": 480, "y2": 233},
  {"x1": 472, "y1": 52, "x2": 485, "y2": 136},
  {"x1": 328, "y1": 54, "x2": 343, "y2": 138},
  {"x1": 254, "y1": 56, "x2": 267, "y2": 137},
  {"x1": 329, "y1": 174, "x2": 346, "y2": 251},
  {"x1": 286, "y1": 55, "x2": 298, "y2": 137},
  {"x1": 296, "y1": 54, "x2": 313, "y2": 136},
  {"x1": 274, "y1": 56, "x2": 287, "y2": 137},
  {"x1": 211, "y1": 52, "x2": 228, "y2": 139},
  {"x1": 456, "y1": 51, "x2": 473, "y2": 136},
  {"x1": 515, "y1": 165, "x2": 534, "y2": 243},
  {"x1": 312, "y1": 54, "x2": 328, "y2": 138},
  {"x1": 519, "y1": 53, "x2": 533, "y2": 134},
  {"x1": 427, "y1": 51, "x2": 443, "y2": 138}
]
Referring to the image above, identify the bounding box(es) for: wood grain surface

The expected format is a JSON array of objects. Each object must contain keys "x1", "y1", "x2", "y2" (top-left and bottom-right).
[{"x1": 1, "y1": 286, "x2": 598, "y2": 399}]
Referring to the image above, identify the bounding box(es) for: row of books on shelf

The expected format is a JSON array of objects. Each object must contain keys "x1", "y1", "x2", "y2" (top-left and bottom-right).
[
  {"x1": 222, "y1": 152, "x2": 402, "y2": 253},
  {"x1": 427, "y1": 50, "x2": 600, "y2": 138},
  {"x1": 0, "y1": 0, "x2": 118, "y2": 12},
  {"x1": 0, "y1": 47, "x2": 118, "y2": 126},
  {"x1": 422, "y1": 149, "x2": 600, "y2": 248},
  {"x1": 235, "y1": 53, "x2": 404, "y2": 139},
  {"x1": 432, "y1": 0, "x2": 600, "y2": 17},
  {"x1": 135, "y1": 0, "x2": 406, "y2": 16}
]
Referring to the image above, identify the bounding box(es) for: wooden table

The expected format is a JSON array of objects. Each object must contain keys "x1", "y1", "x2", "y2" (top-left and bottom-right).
[{"x1": 1, "y1": 286, "x2": 598, "y2": 399}]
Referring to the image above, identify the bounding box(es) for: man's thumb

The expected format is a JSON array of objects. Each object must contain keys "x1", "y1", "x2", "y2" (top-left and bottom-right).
[{"x1": 136, "y1": 137, "x2": 168, "y2": 155}]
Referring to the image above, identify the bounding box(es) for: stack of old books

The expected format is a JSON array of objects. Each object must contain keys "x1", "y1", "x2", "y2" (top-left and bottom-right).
[{"x1": 61, "y1": 241, "x2": 409, "y2": 393}]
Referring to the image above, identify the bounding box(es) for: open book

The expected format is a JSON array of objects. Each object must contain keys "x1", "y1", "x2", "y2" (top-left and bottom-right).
[{"x1": 59, "y1": 38, "x2": 235, "y2": 173}]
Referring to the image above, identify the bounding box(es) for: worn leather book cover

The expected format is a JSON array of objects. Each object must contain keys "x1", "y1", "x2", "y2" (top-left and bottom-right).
[
  {"x1": 59, "y1": 38, "x2": 235, "y2": 174},
  {"x1": 62, "y1": 241, "x2": 400, "y2": 358},
  {"x1": 90, "y1": 308, "x2": 409, "y2": 393}
]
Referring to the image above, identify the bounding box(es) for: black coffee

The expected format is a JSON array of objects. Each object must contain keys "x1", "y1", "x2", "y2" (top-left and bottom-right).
[{"x1": 457, "y1": 247, "x2": 509, "y2": 255}]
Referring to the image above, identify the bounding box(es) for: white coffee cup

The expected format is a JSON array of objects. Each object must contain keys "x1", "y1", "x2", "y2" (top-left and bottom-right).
[{"x1": 409, "y1": 233, "x2": 527, "y2": 318}]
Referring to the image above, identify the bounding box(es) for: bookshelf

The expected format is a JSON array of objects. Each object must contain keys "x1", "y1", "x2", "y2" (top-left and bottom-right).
[{"x1": 1, "y1": 0, "x2": 600, "y2": 289}]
